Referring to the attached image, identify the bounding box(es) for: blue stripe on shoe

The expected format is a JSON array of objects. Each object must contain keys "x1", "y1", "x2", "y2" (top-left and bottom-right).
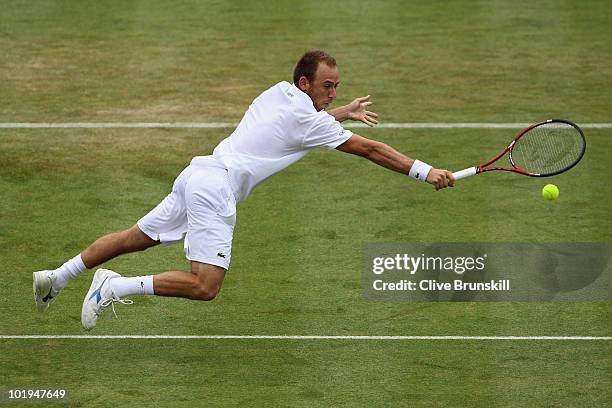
[{"x1": 88, "y1": 276, "x2": 109, "y2": 304}]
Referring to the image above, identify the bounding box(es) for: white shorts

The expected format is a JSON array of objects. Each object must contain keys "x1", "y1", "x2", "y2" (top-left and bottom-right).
[{"x1": 137, "y1": 156, "x2": 236, "y2": 270}]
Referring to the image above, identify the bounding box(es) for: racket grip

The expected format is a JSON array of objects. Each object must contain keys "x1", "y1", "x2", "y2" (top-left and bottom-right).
[{"x1": 453, "y1": 167, "x2": 478, "y2": 180}]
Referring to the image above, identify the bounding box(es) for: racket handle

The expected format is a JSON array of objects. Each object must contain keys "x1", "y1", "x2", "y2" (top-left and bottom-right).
[{"x1": 453, "y1": 167, "x2": 478, "y2": 180}]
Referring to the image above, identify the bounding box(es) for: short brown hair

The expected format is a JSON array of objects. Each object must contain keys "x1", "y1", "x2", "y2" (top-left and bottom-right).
[{"x1": 293, "y1": 49, "x2": 337, "y2": 85}]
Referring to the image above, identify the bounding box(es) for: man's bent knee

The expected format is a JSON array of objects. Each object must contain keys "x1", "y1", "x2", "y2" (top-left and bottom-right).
[
  {"x1": 190, "y1": 261, "x2": 226, "y2": 301},
  {"x1": 192, "y1": 283, "x2": 220, "y2": 301}
]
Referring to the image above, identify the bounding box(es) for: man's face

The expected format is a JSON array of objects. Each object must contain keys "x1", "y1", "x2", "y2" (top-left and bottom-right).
[{"x1": 299, "y1": 62, "x2": 340, "y2": 111}]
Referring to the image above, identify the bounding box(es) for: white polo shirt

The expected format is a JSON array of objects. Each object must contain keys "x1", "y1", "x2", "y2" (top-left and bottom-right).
[{"x1": 213, "y1": 81, "x2": 353, "y2": 202}]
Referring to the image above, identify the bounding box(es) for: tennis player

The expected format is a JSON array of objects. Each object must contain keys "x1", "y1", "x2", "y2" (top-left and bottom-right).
[{"x1": 33, "y1": 49, "x2": 454, "y2": 330}]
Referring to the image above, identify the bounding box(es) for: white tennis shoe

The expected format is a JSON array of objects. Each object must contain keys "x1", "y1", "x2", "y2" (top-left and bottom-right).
[
  {"x1": 33, "y1": 270, "x2": 61, "y2": 313},
  {"x1": 81, "y1": 269, "x2": 133, "y2": 331}
]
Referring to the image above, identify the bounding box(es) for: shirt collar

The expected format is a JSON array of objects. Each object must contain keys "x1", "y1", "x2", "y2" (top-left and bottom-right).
[{"x1": 290, "y1": 82, "x2": 316, "y2": 112}]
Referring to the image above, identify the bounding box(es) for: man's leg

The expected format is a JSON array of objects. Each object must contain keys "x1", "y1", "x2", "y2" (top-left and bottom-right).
[
  {"x1": 34, "y1": 225, "x2": 159, "y2": 312},
  {"x1": 81, "y1": 224, "x2": 160, "y2": 269},
  {"x1": 107, "y1": 261, "x2": 225, "y2": 301},
  {"x1": 54, "y1": 224, "x2": 159, "y2": 288},
  {"x1": 150, "y1": 261, "x2": 226, "y2": 300},
  {"x1": 81, "y1": 261, "x2": 225, "y2": 330}
]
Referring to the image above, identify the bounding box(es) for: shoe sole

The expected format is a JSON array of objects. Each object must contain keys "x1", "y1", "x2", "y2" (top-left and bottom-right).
[{"x1": 33, "y1": 271, "x2": 53, "y2": 313}]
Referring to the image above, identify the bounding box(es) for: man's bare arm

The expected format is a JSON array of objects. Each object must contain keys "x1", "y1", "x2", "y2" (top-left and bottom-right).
[{"x1": 336, "y1": 134, "x2": 454, "y2": 190}]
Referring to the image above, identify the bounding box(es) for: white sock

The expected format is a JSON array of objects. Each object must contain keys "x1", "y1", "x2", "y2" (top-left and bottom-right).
[
  {"x1": 109, "y1": 275, "x2": 155, "y2": 298},
  {"x1": 53, "y1": 254, "x2": 87, "y2": 290}
]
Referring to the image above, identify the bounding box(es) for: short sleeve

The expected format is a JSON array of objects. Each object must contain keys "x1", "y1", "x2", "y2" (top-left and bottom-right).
[{"x1": 302, "y1": 113, "x2": 353, "y2": 150}]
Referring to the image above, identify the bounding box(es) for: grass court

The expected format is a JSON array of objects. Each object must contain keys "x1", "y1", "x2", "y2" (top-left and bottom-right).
[{"x1": 1, "y1": 1, "x2": 610, "y2": 406}]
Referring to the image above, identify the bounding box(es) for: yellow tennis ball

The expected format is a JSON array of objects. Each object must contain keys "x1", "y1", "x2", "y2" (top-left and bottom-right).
[{"x1": 542, "y1": 184, "x2": 559, "y2": 200}]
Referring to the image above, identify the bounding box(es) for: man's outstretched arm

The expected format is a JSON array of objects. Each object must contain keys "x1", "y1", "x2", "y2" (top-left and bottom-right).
[{"x1": 336, "y1": 134, "x2": 454, "y2": 190}]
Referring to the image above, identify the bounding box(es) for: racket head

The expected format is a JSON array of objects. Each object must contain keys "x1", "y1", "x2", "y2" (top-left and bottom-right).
[{"x1": 507, "y1": 119, "x2": 586, "y2": 177}]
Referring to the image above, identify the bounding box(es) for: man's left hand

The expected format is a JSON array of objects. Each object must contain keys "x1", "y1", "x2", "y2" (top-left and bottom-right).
[{"x1": 346, "y1": 95, "x2": 379, "y2": 127}]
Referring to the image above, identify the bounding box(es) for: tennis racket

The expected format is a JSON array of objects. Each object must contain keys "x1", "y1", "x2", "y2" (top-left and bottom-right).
[{"x1": 453, "y1": 119, "x2": 586, "y2": 180}]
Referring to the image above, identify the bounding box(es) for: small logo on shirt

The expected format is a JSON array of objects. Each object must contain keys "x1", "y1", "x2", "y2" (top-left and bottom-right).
[
  {"x1": 287, "y1": 91, "x2": 294, "y2": 97},
  {"x1": 217, "y1": 252, "x2": 226, "y2": 258}
]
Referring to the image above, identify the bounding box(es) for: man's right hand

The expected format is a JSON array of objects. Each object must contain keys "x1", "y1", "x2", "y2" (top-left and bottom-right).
[{"x1": 426, "y1": 168, "x2": 455, "y2": 190}]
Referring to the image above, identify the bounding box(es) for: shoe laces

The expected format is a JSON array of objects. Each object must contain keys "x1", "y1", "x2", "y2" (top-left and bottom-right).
[{"x1": 99, "y1": 297, "x2": 134, "y2": 319}]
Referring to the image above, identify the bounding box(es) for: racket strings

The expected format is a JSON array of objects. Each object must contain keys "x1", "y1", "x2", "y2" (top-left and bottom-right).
[{"x1": 510, "y1": 122, "x2": 584, "y2": 175}]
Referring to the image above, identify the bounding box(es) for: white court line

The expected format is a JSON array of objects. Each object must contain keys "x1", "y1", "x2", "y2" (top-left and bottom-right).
[
  {"x1": 0, "y1": 122, "x2": 611, "y2": 129},
  {"x1": 0, "y1": 335, "x2": 610, "y2": 340}
]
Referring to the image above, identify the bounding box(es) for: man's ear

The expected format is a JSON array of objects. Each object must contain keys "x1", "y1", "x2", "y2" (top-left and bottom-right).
[{"x1": 297, "y1": 76, "x2": 310, "y2": 92}]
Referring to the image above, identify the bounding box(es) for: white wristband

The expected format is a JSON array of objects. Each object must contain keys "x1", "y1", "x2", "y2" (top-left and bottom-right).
[{"x1": 408, "y1": 160, "x2": 432, "y2": 182}]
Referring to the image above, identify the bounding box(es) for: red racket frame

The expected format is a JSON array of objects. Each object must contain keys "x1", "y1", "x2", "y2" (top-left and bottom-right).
[{"x1": 473, "y1": 119, "x2": 585, "y2": 177}]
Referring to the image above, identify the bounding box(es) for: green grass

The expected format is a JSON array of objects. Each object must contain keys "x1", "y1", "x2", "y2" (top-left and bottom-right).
[
  {"x1": 1, "y1": 340, "x2": 609, "y2": 407},
  {"x1": 1, "y1": 0, "x2": 611, "y2": 407},
  {"x1": 1, "y1": 0, "x2": 611, "y2": 122},
  {"x1": 1, "y1": 130, "x2": 610, "y2": 407}
]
